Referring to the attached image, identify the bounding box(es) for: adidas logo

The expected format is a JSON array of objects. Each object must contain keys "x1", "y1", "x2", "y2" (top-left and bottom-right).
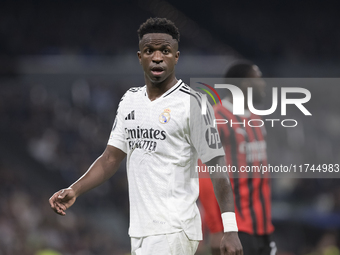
[{"x1": 125, "y1": 110, "x2": 135, "y2": 120}]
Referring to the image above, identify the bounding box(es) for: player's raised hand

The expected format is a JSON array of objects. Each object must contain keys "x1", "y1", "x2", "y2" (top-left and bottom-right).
[
  {"x1": 49, "y1": 188, "x2": 77, "y2": 216},
  {"x1": 220, "y1": 232, "x2": 243, "y2": 255}
]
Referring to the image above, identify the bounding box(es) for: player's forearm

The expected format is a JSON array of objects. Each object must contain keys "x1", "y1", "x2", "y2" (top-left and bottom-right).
[
  {"x1": 70, "y1": 146, "x2": 125, "y2": 197},
  {"x1": 211, "y1": 174, "x2": 235, "y2": 213},
  {"x1": 207, "y1": 156, "x2": 235, "y2": 213}
]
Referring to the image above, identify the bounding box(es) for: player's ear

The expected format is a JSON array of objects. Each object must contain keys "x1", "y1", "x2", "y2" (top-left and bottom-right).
[
  {"x1": 175, "y1": 51, "x2": 180, "y2": 65},
  {"x1": 137, "y1": 51, "x2": 142, "y2": 64}
]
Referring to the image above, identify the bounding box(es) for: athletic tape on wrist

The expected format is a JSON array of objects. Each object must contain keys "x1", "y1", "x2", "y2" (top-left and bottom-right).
[{"x1": 221, "y1": 212, "x2": 238, "y2": 232}]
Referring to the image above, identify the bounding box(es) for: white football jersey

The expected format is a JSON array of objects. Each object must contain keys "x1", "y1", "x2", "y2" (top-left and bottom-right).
[{"x1": 108, "y1": 79, "x2": 224, "y2": 240}]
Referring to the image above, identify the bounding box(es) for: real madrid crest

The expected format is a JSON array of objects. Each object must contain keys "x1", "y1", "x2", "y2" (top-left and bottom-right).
[{"x1": 159, "y1": 108, "x2": 171, "y2": 124}]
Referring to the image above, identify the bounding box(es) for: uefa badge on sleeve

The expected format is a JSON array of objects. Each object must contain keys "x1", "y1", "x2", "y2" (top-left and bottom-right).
[{"x1": 159, "y1": 108, "x2": 171, "y2": 124}]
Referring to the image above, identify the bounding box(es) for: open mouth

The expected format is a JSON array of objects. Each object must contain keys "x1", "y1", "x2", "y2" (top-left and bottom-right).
[{"x1": 151, "y1": 67, "x2": 164, "y2": 76}]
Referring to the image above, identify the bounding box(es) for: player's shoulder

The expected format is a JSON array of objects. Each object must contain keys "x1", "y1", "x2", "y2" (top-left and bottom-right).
[
  {"x1": 121, "y1": 85, "x2": 145, "y2": 100},
  {"x1": 176, "y1": 83, "x2": 206, "y2": 112},
  {"x1": 177, "y1": 82, "x2": 201, "y2": 97},
  {"x1": 127, "y1": 86, "x2": 144, "y2": 93},
  {"x1": 177, "y1": 83, "x2": 204, "y2": 103},
  {"x1": 117, "y1": 86, "x2": 145, "y2": 110}
]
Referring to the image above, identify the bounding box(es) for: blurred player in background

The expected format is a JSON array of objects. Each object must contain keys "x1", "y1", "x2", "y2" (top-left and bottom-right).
[
  {"x1": 199, "y1": 61, "x2": 276, "y2": 255},
  {"x1": 49, "y1": 17, "x2": 242, "y2": 255}
]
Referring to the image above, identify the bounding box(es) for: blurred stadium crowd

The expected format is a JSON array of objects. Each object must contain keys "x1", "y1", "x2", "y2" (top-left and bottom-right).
[
  {"x1": 0, "y1": 1, "x2": 340, "y2": 61},
  {"x1": 0, "y1": 81, "x2": 130, "y2": 254},
  {"x1": 1, "y1": 0, "x2": 340, "y2": 255}
]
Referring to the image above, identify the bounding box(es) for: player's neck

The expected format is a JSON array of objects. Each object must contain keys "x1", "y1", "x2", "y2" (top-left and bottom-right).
[{"x1": 145, "y1": 75, "x2": 178, "y2": 101}]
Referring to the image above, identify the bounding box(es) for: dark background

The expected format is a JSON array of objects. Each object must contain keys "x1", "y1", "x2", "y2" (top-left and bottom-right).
[{"x1": 1, "y1": 0, "x2": 340, "y2": 254}]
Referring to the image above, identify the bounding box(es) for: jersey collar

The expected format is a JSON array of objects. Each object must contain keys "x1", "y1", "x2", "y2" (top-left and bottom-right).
[{"x1": 144, "y1": 79, "x2": 183, "y2": 102}]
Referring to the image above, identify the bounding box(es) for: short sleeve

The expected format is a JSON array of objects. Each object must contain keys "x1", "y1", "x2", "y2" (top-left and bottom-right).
[
  {"x1": 108, "y1": 93, "x2": 127, "y2": 153},
  {"x1": 190, "y1": 92, "x2": 225, "y2": 163}
]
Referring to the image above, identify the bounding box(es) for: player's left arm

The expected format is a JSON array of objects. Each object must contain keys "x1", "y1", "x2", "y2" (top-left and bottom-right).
[{"x1": 206, "y1": 155, "x2": 243, "y2": 255}]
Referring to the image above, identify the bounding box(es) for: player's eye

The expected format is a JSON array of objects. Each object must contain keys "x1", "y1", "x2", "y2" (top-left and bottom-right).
[
  {"x1": 146, "y1": 48, "x2": 152, "y2": 54},
  {"x1": 163, "y1": 49, "x2": 169, "y2": 54}
]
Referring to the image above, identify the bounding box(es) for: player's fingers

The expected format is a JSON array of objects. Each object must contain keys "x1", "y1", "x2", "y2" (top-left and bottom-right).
[
  {"x1": 49, "y1": 197, "x2": 55, "y2": 209},
  {"x1": 56, "y1": 209, "x2": 66, "y2": 216},
  {"x1": 54, "y1": 202, "x2": 66, "y2": 216},
  {"x1": 225, "y1": 247, "x2": 237, "y2": 255},
  {"x1": 56, "y1": 202, "x2": 66, "y2": 211},
  {"x1": 54, "y1": 201, "x2": 62, "y2": 212},
  {"x1": 236, "y1": 247, "x2": 242, "y2": 255},
  {"x1": 56, "y1": 206, "x2": 65, "y2": 215},
  {"x1": 49, "y1": 191, "x2": 68, "y2": 215},
  {"x1": 49, "y1": 192, "x2": 61, "y2": 209}
]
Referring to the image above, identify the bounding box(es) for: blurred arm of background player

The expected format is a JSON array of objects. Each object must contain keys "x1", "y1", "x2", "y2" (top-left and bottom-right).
[
  {"x1": 206, "y1": 155, "x2": 243, "y2": 255},
  {"x1": 49, "y1": 145, "x2": 126, "y2": 215}
]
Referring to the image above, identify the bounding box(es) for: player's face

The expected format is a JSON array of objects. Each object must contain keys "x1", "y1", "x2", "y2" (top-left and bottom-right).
[
  {"x1": 248, "y1": 65, "x2": 266, "y2": 104},
  {"x1": 137, "y1": 33, "x2": 180, "y2": 85}
]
